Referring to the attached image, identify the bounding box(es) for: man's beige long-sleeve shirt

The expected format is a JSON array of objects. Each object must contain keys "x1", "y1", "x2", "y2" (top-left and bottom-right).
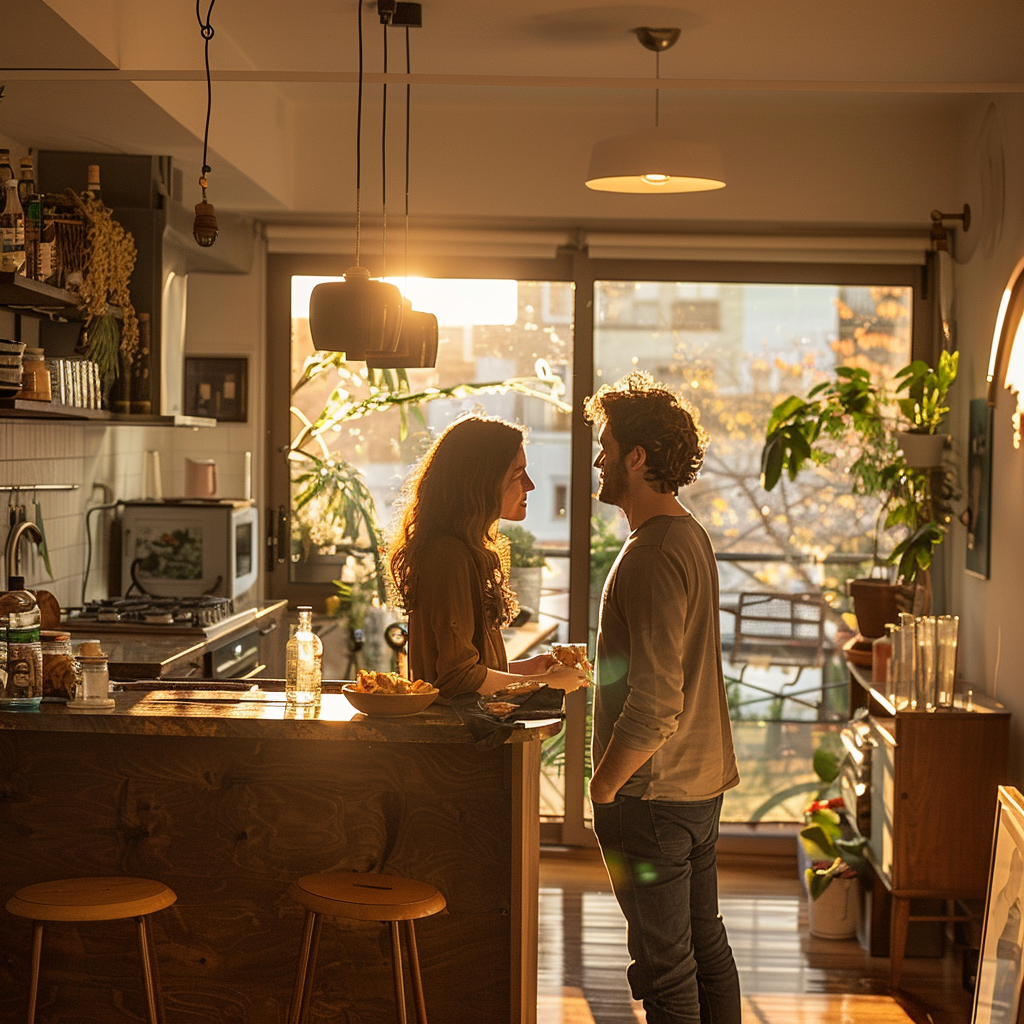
[{"x1": 593, "y1": 512, "x2": 740, "y2": 802}]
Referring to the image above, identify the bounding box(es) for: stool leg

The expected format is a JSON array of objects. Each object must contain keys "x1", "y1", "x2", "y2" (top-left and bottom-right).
[
  {"x1": 289, "y1": 910, "x2": 321, "y2": 1024},
  {"x1": 27, "y1": 921, "x2": 44, "y2": 1024},
  {"x1": 389, "y1": 921, "x2": 408, "y2": 1024},
  {"x1": 136, "y1": 916, "x2": 160, "y2": 1024},
  {"x1": 143, "y1": 915, "x2": 168, "y2": 1024},
  {"x1": 404, "y1": 920, "x2": 428, "y2": 1024},
  {"x1": 299, "y1": 914, "x2": 323, "y2": 1024}
]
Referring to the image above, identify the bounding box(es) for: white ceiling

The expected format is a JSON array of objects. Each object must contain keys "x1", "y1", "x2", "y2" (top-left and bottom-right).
[{"x1": 0, "y1": 0, "x2": 1020, "y2": 229}]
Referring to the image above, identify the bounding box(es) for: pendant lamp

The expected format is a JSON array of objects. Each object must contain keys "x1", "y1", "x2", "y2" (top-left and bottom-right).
[
  {"x1": 368, "y1": 298, "x2": 438, "y2": 369},
  {"x1": 585, "y1": 27, "x2": 725, "y2": 195},
  {"x1": 366, "y1": 6, "x2": 439, "y2": 369},
  {"x1": 308, "y1": 0, "x2": 403, "y2": 357}
]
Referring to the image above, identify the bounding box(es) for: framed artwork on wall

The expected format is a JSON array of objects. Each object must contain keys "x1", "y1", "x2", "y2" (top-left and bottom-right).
[
  {"x1": 965, "y1": 398, "x2": 993, "y2": 579},
  {"x1": 972, "y1": 787, "x2": 1024, "y2": 1024},
  {"x1": 183, "y1": 356, "x2": 249, "y2": 423}
]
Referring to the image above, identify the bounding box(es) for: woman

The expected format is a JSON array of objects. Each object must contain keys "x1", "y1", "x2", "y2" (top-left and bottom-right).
[{"x1": 389, "y1": 415, "x2": 587, "y2": 699}]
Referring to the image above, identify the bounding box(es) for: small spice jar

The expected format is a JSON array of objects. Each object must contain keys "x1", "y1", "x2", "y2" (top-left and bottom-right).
[
  {"x1": 41, "y1": 630, "x2": 77, "y2": 700},
  {"x1": 16, "y1": 347, "x2": 51, "y2": 402},
  {"x1": 68, "y1": 639, "x2": 115, "y2": 709}
]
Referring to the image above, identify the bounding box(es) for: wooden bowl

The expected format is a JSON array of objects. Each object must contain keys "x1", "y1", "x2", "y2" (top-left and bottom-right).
[{"x1": 341, "y1": 684, "x2": 439, "y2": 717}]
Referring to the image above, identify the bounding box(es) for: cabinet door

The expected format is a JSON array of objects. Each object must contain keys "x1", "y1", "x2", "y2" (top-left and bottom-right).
[
  {"x1": 869, "y1": 717, "x2": 896, "y2": 885},
  {"x1": 257, "y1": 606, "x2": 287, "y2": 678}
]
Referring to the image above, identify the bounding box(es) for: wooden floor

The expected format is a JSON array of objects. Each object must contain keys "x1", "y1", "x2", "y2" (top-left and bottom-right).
[{"x1": 538, "y1": 849, "x2": 975, "y2": 1024}]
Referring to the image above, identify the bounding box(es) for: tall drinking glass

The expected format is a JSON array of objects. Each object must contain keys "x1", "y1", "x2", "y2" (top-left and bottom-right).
[
  {"x1": 936, "y1": 615, "x2": 959, "y2": 708},
  {"x1": 896, "y1": 612, "x2": 916, "y2": 709},
  {"x1": 916, "y1": 616, "x2": 938, "y2": 710}
]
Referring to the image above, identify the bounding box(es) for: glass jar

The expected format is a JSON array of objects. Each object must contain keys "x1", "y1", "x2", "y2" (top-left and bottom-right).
[
  {"x1": 41, "y1": 629, "x2": 77, "y2": 700},
  {"x1": 17, "y1": 346, "x2": 51, "y2": 402}
]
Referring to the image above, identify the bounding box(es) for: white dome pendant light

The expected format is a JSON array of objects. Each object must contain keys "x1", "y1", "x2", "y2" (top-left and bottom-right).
[{"x1": 586, "y1": 27, "x2": 725, "y2": 195}]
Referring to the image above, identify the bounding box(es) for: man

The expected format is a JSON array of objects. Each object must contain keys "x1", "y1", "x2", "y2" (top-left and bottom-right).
[{"x1": 584, "y1": 371, "x2": 741, "y2": 1024}]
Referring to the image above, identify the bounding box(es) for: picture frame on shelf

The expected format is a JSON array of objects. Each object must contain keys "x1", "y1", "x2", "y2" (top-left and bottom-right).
[
  {"x1": 972, "y1": 786, "x2": 1024, "y2": 1024},
  {"x1": 183, "y1": 355, "x2": 248, "y2": 423}
]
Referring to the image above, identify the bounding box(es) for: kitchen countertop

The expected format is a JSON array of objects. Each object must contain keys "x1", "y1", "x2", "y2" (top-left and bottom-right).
[{"x1": 0, "y1": 687, "x2": 563, "y2": 744}]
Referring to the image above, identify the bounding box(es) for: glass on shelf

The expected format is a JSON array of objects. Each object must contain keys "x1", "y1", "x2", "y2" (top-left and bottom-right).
[
  {"x1": 895, "y1": 612, "x2": 916, "y2": 709},
  {"x1": 936, "y1": 615, "x2": 959, "y2": 708},
  {"x1": 915, "y1": 616, "x2": 938, "y2": 710}
]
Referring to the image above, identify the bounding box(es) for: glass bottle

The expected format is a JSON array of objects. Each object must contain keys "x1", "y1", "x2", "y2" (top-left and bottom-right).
[
  {"x1": 0, "y1": 150, "x2": 13, "y2": 186},
  {"x1": 285, "y1": 606, "x2": 322, "y2": 705},
  {"x1": 86, "y1": 164, "x2": 102, "y2": 202},
  {"x1": 17, "y1": 156, "x2": 35, "y2": 206},
  {"x1": 1, "y1": 178, "x2": 25, "y2": 273},
  {"x1": 0, "y1": 578, "x2": 43, "y2": 710}
]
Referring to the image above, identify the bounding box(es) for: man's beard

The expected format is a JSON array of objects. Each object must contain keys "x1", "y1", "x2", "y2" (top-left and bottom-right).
[{"x1": 597, "y1": 460, "x2": 626, "y2": 505}]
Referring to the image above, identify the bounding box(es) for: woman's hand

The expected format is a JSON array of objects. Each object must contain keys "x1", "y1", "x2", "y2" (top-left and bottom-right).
[
  {"x1": 511, "y1": 653, "x2": 557, "y2": 676},
  {"x1": 540, "y1": 663, "x2": 589, "y2": 692}
]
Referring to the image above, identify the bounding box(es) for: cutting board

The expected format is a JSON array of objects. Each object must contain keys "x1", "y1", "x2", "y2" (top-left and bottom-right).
[{"x1": 33, "y1": 590, "x2": 61, "y2": 629}]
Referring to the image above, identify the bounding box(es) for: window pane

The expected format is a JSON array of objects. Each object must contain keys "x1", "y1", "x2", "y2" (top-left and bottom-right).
[{"x1": 591, "y1": 280, "x2": 913, "y2": 823}]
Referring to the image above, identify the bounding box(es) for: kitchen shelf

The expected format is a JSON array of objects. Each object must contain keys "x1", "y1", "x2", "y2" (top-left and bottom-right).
[
  {"x1": 0, "y1": 398, "x2": 111, "y2": 420},
  {"x1": 0, "y1": 271, "x2": 79, "y2": 309},
  {"x1": 0, "y1": 398, "x2": 215, "y2": 427}
]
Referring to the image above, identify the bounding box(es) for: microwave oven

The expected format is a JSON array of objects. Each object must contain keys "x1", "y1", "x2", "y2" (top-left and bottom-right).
[{"x1": 120, "y1": 500, "x2": 259, "y2": 608}]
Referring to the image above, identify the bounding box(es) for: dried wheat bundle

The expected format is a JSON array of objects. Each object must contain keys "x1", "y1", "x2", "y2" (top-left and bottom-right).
[{"x1": 66, "y1": 189, "x2": 140, "y2": 362}]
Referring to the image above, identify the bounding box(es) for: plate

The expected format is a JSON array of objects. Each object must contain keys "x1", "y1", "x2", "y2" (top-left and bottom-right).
[{"x1": 341, "y1": 683, "x2": 439, "y2": 717}]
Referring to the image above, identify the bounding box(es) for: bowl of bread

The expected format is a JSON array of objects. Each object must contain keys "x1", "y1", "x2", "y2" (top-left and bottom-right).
[{"x1": 342, "y1": 670, "x2": 439, "y2": 717}]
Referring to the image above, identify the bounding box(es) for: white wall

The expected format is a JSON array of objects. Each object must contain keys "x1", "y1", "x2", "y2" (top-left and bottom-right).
[{"x1": 948, "y1": 95, "x2": 1024, "y2": 781}]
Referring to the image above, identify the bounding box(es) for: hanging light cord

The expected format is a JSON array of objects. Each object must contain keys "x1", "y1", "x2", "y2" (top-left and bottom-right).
[
  {"x1": 195, "y1": 0, "x2": 216, "y2": 198},
  {"x1": 404, "y1": 27, "x2": 411, "y2": 284},
  {"x1": 655, "y1": 49, "x2": 661, "y2": 128},
  {"x1": 382, "y1": 23, "x2": 389, "y2": 278},
  {"x1": 355, "y1": 0, "x2": 364, "y2": 266}
]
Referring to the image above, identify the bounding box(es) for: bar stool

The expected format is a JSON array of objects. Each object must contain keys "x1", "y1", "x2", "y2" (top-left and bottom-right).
[
  {"x1": 6, "y1": 876, "x2": 177, "y2": 1024},
  {"x1": 288, "y1": 871, "x2": 446, "y2": 1024}
]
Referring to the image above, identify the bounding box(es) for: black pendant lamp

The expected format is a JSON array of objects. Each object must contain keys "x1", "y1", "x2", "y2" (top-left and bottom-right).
[
  {"x1": 308, "y1": 0, "x2": 403, "y2": 357},
  {"x1": 366, "y1": 6, "x2": 437, "y2": 369}
]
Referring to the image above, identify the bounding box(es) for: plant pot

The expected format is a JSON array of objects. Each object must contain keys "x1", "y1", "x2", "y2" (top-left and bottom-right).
[
  {"x1": 847, "y1": 578, "x2": 909, "y2": 639},
  {"x1": 808, "y1": 875, "x2": 861, "y2": 940},
  {"x1": 509, "y1": 565, "x2": 543, "y2": 620},
  {"x1": 895, "y1": 430, "x2": 947, "y2": 469}
]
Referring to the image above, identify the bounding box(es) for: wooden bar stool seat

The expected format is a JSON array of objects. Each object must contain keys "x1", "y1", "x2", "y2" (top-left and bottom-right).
[
  {"x1": 6, "y1": 876, "x2": 177, "y2": 1024},
  {"x1": 288, "y1": 871, "x2": 446, "y2": 1024}
]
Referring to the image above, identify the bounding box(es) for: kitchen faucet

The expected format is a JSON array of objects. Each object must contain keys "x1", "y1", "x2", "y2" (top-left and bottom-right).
[{"x1": 5, "y1": 521, "x2": 43, "y2": 587}]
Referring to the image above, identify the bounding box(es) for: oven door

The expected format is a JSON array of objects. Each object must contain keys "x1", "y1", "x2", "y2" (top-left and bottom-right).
[{"x1": 205, "y1": 629, "x2": 264, "y2": 679}]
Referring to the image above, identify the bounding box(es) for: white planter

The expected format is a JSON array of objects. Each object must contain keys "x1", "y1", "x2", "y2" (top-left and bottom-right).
[
  {"x1": 808, "y1": 875, "x2": 861, "y2": 940},
  {"x1": 509, "y1": 565, "x2": 543, "y2": 619},
  {"x1": 895, "y1": 431, "x2": 947, "y2": 468}
]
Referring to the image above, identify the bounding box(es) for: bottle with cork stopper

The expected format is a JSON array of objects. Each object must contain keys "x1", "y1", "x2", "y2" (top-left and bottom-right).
[{"x1": 68, "y1": 639, "x2": 115, "y2": 709}]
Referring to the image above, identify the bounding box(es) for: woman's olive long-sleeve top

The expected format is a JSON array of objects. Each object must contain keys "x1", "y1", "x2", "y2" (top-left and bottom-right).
[{"x1": 407, "y1": 535, "x2": 508, "y2": 698}]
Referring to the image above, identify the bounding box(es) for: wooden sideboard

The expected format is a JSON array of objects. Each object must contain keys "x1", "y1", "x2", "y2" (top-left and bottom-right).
[{"x1": 847, "y1": 662, "x2": 1009, "y2": 989}]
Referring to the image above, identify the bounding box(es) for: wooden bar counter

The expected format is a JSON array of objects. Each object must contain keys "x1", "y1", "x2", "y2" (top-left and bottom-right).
[{"x1": 0, "y1": 690, "x2": 560, "y2": 1024}]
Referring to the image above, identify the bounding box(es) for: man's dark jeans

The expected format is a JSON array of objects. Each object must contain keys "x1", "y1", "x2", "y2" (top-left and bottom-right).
[{"x1": 592, "y1": 793, "x2": 741, "y2": 1024}]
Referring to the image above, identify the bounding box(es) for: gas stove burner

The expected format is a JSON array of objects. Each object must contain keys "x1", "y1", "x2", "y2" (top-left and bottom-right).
[{"x1": 74, "y1": 596, "x2": 235, "y2": 629}]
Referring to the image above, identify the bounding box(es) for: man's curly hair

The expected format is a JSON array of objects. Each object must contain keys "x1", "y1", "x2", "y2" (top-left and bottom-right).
[{"x1": 583, "y1": 371, "x2": 708, "y2": 493}]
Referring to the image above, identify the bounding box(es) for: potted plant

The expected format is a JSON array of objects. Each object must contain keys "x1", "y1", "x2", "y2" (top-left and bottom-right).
[
  {"x1": 499, "y1": 524, "x2": 545, "y2": 619},
  {"x1": 759, "y1": 353, "x2": 958, "y2": 633},
  {"x1": 892, "y1": 351, "x2": 959, "y2": 468},
  {"x1": 800, "y1": 796, "x2": 870, "y2": 939}
]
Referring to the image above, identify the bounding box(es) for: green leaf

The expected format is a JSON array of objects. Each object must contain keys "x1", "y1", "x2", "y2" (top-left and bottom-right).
[
  {"x1": 813, "y1": 746, "x2": 840, "y2": 784},
  {"x1": 800, "y1": 824, "x2": 839, "y2": 861},
  {"x1": 761, "y1": 436, "x2": 785, "y2": 491}
]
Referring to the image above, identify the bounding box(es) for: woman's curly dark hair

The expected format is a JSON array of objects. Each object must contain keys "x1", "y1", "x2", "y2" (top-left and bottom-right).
[
  {"x1": 583, "y1": 371, "x2": 708, "y2": 492},
  {"x1": 388, "y1": 415, "x2": 525, "y2": 628}
]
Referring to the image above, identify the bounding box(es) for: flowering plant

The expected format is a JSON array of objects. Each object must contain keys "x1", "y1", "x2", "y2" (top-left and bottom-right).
[{"x1": 799, "y1": 795, "x2": 869, "y2": 900}]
